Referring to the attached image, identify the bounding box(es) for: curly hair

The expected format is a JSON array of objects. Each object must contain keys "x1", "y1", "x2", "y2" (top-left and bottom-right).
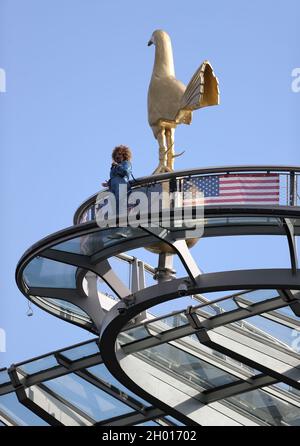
[{"x1": 112, "y1": 145, "x2": 132, "y2": 161}]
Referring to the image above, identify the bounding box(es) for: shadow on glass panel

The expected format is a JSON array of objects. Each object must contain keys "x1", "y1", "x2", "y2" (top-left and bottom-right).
[
  {"x1": 224, "y1": 387, "x2": 300, "y2": 426},
  {"x1": 42, "y1": 373, "x2": 134, "y2": 422},
  {"x1": 87, "y1": 363, "x2": 150, "y2": 407}
]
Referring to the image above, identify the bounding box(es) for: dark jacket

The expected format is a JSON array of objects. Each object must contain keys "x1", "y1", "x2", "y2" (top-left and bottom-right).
[{"x1": 109, "y1": 161, "x2": 132, "y2": 195}]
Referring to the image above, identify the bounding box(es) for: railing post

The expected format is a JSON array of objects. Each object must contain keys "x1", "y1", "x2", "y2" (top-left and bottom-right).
[
  {"x1": 131, "y1": 258, "x2": 146, "y2": 293},
  {"x1": 91, "y1": 204, "x2": 96, "y2": 220},
  {"x1": 289, "y1": 171, "x2": 296, "y2": 206}
]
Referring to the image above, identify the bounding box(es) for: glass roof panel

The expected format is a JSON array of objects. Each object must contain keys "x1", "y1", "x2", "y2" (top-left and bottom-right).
[
  {"x1": 164, "y1": 415, "x2": 185, "y2": 426},
  {"x1": 145, "y1": 312, "x2": 189, "y2": 337},
  {"x1": 149, "y1": 296, "x2": 198, "y2": 317},
  {"x1": 134, "y1": 341, "x2": 239, "y2": 391},
  {"x1": 121, "y1": 312, "x2": 190, "y2": 342},
  {"x1": 118, "y1": 326, "x2": 150, "y2": 345},
  {"x1": 43, "y1": 373, "x2": 134, "y2": 422},
  {"x1": 272, "y1": 382, "x2": 300, "y2": 399},
  {"x1": 240, "y1": 315, "x2": 299, "y2": 351},
  {"x1": 87, "y1": 364, "x2": 150, "y2": 406},
  {"x1": 51, "y1": 227, "x2": 147, "y2": 256},
  {"x1": 189, "y1": 334, "x2": 259, "y2": 375},
  {"x1": 204, "y1": 216, "x2": 281, "y2": 228},
  {"x1": 276, "y1": 306, "x2": 300, "y2": 320},
  {"x1": 196, "y1": 298, "x2": 238, "y2": 316},
  {"x1": 234, "y1": 289, "x2": 282, "y2": 304},
  {"x1": 61, "y1": 341, "x2": 100, "y2": 361},
  {"x1": 194, "y1": 290, "x2": 283, "y2": 318},
  {"x1": 23, "y1": 257, "x2": 77, "y2": 288},
  {"x1": 135, "y1": 420, "x2": 159, "y2": 426},
  {"x1": 0, "y1": 370, "x2": 10, "y2": 386},
  {"x1": 18, "y1": 355, "x2": 59, "y2": 376},
  {"x1": 44, "y1": 298, "x2": 90, "y2": 318},
  {"x1": 191, "y1": 293, "x2": 230, "y2": 316},
  {"x1": 0, "y1": 392, "x2": 48, "y2": 426},
  {"x1": 224, "y1": 388, "x2": 300, "y2": 426}
]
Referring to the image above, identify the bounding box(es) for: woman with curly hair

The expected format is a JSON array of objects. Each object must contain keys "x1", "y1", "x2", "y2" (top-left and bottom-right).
[{"x1": 102, "y1": 145, "x2": 133, "y2": 214}]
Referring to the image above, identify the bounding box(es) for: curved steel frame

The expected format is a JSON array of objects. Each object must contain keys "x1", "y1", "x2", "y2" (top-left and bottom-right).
[
  {"x1": 12, "y1": 165, "x2": 300, "y2": 425},
  {"x1": 16, "y1": 206, "x2": 300, "y2": 332},
  {"x1": 99, "y1": 269, "x2": 300, "y2": 425}
]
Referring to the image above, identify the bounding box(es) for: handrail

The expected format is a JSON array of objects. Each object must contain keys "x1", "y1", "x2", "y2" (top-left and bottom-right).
[
  {"x1": 131, "y1": 165, "x2": 300, "y2": 185},
  {"x1": 74, "y1": 165, "x2": 300, "y2": 224}
]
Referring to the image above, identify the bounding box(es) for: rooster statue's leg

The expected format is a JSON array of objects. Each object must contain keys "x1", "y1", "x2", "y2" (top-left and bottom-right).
[
  {"x1": 153, "y1": 128, "x2": 170, "y2": 174},
  {"x1": 166, "y1": 128, "x2": 175, "y2": 172}
]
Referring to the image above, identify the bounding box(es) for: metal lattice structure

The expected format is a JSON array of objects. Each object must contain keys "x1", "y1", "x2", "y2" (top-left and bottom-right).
[{"x1": 1, "y1": 166, "x2": 300, "y2": 426}]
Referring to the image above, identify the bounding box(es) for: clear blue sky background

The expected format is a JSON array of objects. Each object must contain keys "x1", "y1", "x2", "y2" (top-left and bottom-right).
[{"x1": 0, "y1": 0, "x2": 299, "y2": 367}]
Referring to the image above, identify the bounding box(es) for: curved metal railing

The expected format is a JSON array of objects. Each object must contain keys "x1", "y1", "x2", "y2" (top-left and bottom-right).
[{"x1": 74, "y1": 165, "x2": 300, "y2": 224}]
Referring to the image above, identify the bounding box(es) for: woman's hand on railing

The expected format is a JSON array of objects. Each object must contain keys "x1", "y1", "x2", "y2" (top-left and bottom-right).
[{"x1": 101, "y1": 181, "x2": 109, "y2": 188}]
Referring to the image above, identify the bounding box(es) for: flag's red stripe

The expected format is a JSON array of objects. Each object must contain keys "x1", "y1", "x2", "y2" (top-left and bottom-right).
[
  {"x1": 183, "y1": 192, "x2": 280, "y2": 197},
  {"x1": 220, "y1": 174, "x2": 279, "y2": 178},
  {"x1": 220, "y1": 185, "x2": 279, "y2": 190},
  {"x1": 219, "y1": 180, "x2": 279, "y2": 185},
  {"x1": 219, "y1": 192, "x2": 279, "y2": 196},
  {"x1": 183, "y1": 198, "x2": 279, "y2": 205},
  {"x1": 203, "y1": 198, "x2": 279, "y2": 203}
]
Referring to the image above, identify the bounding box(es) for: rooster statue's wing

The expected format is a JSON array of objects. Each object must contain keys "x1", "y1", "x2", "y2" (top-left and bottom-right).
[{"x1": 176, "y1": 61, "x2": 219, "y2": 123}]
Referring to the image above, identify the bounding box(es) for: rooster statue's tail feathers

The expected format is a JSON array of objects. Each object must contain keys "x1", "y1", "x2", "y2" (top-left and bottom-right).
[{"x1": 176, "y1": 61, "x2": 219, "y2": 124}]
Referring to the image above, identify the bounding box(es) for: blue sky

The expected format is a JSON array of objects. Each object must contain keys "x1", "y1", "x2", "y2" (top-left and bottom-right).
[{"x1": 0, "y1": 0, "x2": 299, "y2": 367}]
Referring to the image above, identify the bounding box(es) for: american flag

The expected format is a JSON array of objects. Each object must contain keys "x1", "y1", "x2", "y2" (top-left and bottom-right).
[{"x1": 182, "y1": 174, "x2": 280, "y2": 205}]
